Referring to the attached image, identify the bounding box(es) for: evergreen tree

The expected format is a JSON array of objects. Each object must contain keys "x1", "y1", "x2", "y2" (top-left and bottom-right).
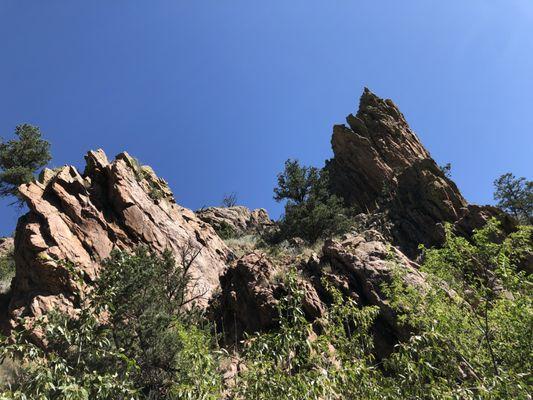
[
  {"x1": 493, "y1": 172, "x2": 532, "y2": 224},
  {"x1": 0, "y1": 124, "x2": 51, "y2": 205}
]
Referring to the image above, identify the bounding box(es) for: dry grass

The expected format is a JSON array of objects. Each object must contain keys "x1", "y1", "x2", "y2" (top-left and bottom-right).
[{"x1": 223, "y1": 234, "x2": 261, "y2": 258}]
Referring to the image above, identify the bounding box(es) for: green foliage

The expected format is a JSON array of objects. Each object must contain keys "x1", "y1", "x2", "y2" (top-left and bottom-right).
[
  {"x1": 273, "y1": 159, "x2": 353, "y2": 243},
  {"x1": 214, "y1": 221, "x2": 236, "y2": 240},
  {"x1": 0, "y1": 124, "x2": 51, "y2": 204},
  {"x1": 0, "y1": 247, "x2": 222, "y2": 400},
  {"x1": 1, "y1": 221, "x2": 531, "y2": 399},
  {"x1": 494, "y1": 172, "x2": 532, "y2": 224},
  {"x1": 234, "y1": 269, "x2": 385, "y2": 400},
  {"x1": 0, "y1": 251, "x2": 15, "y2": 285},
  {"x1": 96, "y1": 246, "x2": 222, "y2": 399},
  {"x1": 383, "y1": 219, "x2": 533, "y2": 399},
  {"x1": 0, "y1": 305, "x2": 139, "y2": 399}
]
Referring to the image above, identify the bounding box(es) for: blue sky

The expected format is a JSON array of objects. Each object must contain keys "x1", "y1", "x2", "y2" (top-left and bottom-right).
[{"x1": 0, "y1": 1, "x2": 532, "y2": 236}]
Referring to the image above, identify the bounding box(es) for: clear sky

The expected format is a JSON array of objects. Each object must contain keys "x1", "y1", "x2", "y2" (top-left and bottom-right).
[{"x1": 0, "y1": 1, "x2": 532, "y2": 236}]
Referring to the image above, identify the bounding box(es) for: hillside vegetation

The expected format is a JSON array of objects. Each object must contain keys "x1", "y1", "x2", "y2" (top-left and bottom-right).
[{"x1": 0, "y1": 89, "x2": 531, "y2": 399}]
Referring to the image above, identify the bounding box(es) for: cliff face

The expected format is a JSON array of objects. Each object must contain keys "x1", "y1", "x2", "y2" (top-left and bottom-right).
[
  {"x1": 326, "y1": 88, "x2": 436, "y2": 212},
  {"x1": 327, "y1": 89, "x2": 511, "y2": 256},
  {"x1": 9, "y1": 150, "x2": 230, "y2": 322}
]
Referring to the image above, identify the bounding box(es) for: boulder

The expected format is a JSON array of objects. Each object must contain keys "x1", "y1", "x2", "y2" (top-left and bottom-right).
[
  {"x1": 319, "y1": 230, "x2": 428, "y2": 358},
  {"x1": 212, "y1": 252, "x2": 324, "y2": 345},
  {"x1": 9, "y1": 149, "x2": 230, "y2": 324},
  {"x1": 196, "y1": 206, "x2": 273, "y2": 236}
]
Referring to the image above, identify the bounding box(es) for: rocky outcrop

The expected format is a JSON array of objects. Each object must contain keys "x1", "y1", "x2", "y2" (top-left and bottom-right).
[
  {"x1": 387, "y1": 159, "x2": 467, "y2": 256},
  {"x1": 326, "y1": 88, "x2": 434, "y2": 213},
  {"x1": 212, "y1": 252, "x2": 324, "y2": 345},
  {"x1": 326, "y1": 88, "x2": 515, "y2": 257},
  {"x1": 213, "y1": 253, "x2": 280, "y2": 344},
  {"x1": 213, "y1": 230, "x2": 427, "y2": 356},
  {"x1": 319, "y1": 230, "x2": 428, "y2": 358},
  {"x1": 196, "y1": 206, "x2": 273, "y2": 237},
  {"x1": 9, "y1": 150, "x2": 230, "y2": 323}
]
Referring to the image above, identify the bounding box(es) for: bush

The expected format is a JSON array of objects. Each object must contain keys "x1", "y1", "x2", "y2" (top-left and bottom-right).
[
  {"x1": 0, "y1": 246, "x2": 222, "y2": 400},
  {"x1": 383, "y1": 220, "x2": 533, "y2": 399},
  {"x1": 273, "y1": 159, "x2": 353, "y2": 243},
  {"x1": 0, "y1": 301, "x2": 139, "y2": 399},
  {"x1": 96, "y1": 245, "x2": 222, "y2": 399},
  {"x1": 493, "y1": 172, "x2": 532, "y2": 224},
  {"x1": 234, "y1": 269, "x2": 384, "y2": 400},
  {"x1": 214, "y1": 221, "x2": 236, "y2": 240}
]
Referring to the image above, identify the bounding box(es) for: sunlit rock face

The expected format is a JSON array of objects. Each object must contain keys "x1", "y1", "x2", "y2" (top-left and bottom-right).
[
  {"x1": 327, "y1": 88, "x2": 512, "y2": 256},
  {"x1": 10, "y1": 149, "x2": 230, "y2": 323},
  {"x1": 196, "y1": 206, "x2": 273, "y2": 236}
]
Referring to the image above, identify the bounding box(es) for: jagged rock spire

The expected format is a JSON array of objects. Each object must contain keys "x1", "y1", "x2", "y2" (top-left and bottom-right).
[{"x1": 326, "y1": 88, "x2": 509, "y2": 256}]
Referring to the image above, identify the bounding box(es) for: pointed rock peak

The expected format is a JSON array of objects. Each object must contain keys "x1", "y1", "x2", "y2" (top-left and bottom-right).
[
  {"x1": 357, "y1": 87, "x2": 401, "y2": 119},
  {"x1": 84, "y1": 149, "x2": 109, "y2": 176}
]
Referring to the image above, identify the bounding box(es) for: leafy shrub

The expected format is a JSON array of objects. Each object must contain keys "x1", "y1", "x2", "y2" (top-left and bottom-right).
[
  {"x1": 493, "y1": 172, "x2": 532, "y2": 224},
  {"x1": 0, "y1": 302, "x2": 139, "y2": 399},
  {"x1": 273, "y1": 159, "x2": 353, "y2": 243},
  {"x1": 383, "y1": 220, "x2": 533, "y2": 399},
  {"x1": 214, "y1": 221, "x2": 236, "y2": 240},
  {"x1": 234, "y1": 269, "x2": 385, "y2": 400},
  {"x1": 0, "y1": 246, "x2": 222, "y2": 400},
  {"x1": 96, "y1": 245, "x2": 222, "y2": 399}
]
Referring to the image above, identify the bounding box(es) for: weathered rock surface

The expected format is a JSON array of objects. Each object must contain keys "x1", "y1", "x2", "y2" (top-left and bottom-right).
[
  {"x1": 319, "y1": 230, "x2": 428, "y2": 357},
  {"x1": 326, "y1": 88, "x2": 434, "y2": 213},
  {"x1": 213, "y1": 230, "x2": 426, "y2": 357},
  {"x1": 326, "y1": 88, "x2": 515, "y2": 256},
  {"x1": 196, "y1": 206, "x2": 273, "y2": 236},
  {"x1": 9, "y1": 150, "x2": 230, "y2": 323},
  {"x1": 212, "y1": 252, "x2": 324, "y2": 345},
  {"x1": 387, "y1": 159, "x2": 467, "y2": 256},
  {"x1": 213, "y1": 253, "x2": 280, "y2": 344}
]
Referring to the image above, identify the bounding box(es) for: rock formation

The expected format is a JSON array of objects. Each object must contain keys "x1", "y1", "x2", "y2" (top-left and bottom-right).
[
  {"x1": 319, "y1": 231, "x2": 428, "y2": 358},
  {"x1": 196, "y1": 206, "x2": 273, "y2": 236},
  {"x1": 327, "y1": 88, "x2": 513, "y2": 256},
  {"x1": 9, "y1": 150, "x2": 230, "y2": 323},
  {"x1": 213, "y1": 230, "x2": 429, "y2": 357},
  {"x1": 212, "y1": 252, "x2": 324, "y2": 345}
]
